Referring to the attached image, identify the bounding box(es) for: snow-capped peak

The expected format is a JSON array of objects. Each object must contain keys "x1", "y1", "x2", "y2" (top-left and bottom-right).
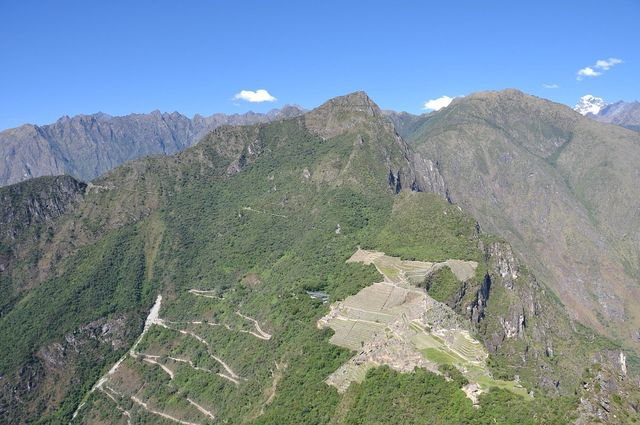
[{"x1": 574, "y1": 95, "x2": 607, "y2": 116}]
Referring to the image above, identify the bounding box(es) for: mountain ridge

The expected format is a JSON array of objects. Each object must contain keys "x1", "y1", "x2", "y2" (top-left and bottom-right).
[
  {"x1": 593, "y1": 100, "x2": 640, "y2": 132},
  {"x1": 0, "y1": 106, "x2": 305, "y2": 187}
]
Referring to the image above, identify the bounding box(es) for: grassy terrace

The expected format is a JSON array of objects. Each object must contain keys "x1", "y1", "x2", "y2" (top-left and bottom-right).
[{"x1": 320, "y1": 249, "x2": 528, "y2": 399}]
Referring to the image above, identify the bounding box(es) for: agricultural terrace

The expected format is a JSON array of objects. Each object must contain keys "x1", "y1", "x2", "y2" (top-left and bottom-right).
[{"x1": 319, "y1": 249, "x2": 528, "y2": 399}]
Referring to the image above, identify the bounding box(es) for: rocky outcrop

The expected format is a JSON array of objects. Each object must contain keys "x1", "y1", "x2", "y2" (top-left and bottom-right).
[
  {"x1": 410, "y1": 154, "x2": 449, "y2": 200},
  {"x1": 487, "y1": 242, "x2": 519, "y2": 289},
  {"x1": 303, "y1": 91, "x2": 381, "y2": 140},
  {"x1": 440, "y1": 238, "x2": 617, "y2": 394},
  {"x1": 304, "y1": 92, "x2": 450, "y2": 199},
  {"x1": 576, "y1": 350, "x2": 640, "y2": 424},
  {"x1": 0, "y1": 314, "x2": 139, "y2": 424},
  {"x1": 480, "y1": 241, "x2": 538, "y2": 345},
  {"x1": 592, "y1": 100, "x2": 640, "y2": 132},
  {"x1": 0, "y1": 175, "x2": 86, "y2": 243},
  {"x1": 469, "y1": 274, "x2": 491, "y2": 323},
  {"x1": 0, "y1": 175, "x2": 86, "y2": 285},
  {"x1": 0, "y1": 106, "x2": 304, "y2": 187}
]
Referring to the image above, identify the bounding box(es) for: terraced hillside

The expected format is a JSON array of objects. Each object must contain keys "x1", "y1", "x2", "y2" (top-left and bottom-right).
[{"x1": 320, "y1": 249, "x2": 526, "y2": 400}]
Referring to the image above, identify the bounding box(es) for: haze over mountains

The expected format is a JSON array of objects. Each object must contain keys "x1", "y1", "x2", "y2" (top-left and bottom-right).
[
  {"x1": 2, "y1": 89, "x2": 640, "y2": 424},
  {"x1": 0, "y1": 106, "x2": 304, "y2": 187}
]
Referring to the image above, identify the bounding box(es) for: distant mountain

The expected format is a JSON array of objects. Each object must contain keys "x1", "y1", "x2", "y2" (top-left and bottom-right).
[
  {"x1": 573, "y1": 96, "x2": 640, "y2": 132},
  {"x1": 592, "y1": 101, "x2": 640, "y2": 132},
  {"x1": 0, "y1": 106, "x2": 304, "y2": 187},
  {"x1": 381, "y1": 110, "x2": 430, "y2": 139},
  {"x1": 574, "y1": 94, "x2": 607, "y2": 115}
]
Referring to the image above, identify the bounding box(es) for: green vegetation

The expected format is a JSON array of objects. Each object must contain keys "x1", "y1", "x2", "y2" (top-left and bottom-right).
[
  {"x1": 341, "y1": 366, "x2": 474, "y2": 424},
  {"x1": 422, "y1": 347, "x2": 460, "y2": 365},
  {"x1": 406, "y1": 89, "x2": 640, "y2": 358},
  {"x1": 339, "y1": 366, "x2": 576, "y2": 425},
  {"x1": 374, "y1": 192, "x2": 481, "y2": 263},
  {"x1": 423, "y1": 265, "x2": 460, "y2": 303},
  {"x1": 439, "y1": 364, "x2": 469, "y2": 387},
  {"x1": 0, "y1": 223, "x2": 152, "y2": 372}
]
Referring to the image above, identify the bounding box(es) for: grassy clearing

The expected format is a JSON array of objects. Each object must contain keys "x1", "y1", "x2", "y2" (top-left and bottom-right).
[{"x1": 422, "y1": 348, "x2": 459, "y2": 365}]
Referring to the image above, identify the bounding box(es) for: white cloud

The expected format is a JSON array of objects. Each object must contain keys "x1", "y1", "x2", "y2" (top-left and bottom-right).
[
  {"x1": 595, "y1": 58, "x2": 622, "y2": 70},
  {"x1": 233, "y1": 89, "x2": 277, "y2": 103},
  {"x1": 423, "y1": 95, "x2": 454, "y2": 111},
  {"x1": 543, "y1": 83, "x2": 560, "y2": 89},
  {"x1": 577, "y1": 58, "x2": 622, "y2": 80},
  {"x1": 577, "y1": 67, "x2": 602, "y2": 79}
]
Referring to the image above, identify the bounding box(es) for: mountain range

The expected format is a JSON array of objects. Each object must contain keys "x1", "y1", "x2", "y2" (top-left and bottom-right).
[
  {"x1": 574, "y1": 95, "x2": 640, "y2": 132},
  {"x1": 0, "y1": 106, "x2": 304, "y2": 187},
  {"x1": 2, "y1": 96, "x2": 637, "y2": 192},
  {"x1": 593, "y1": 101, "x2": 640, "y2": 132},
  {"x1": 1, "y1": 90, "x2": 640, "y2": 424}
]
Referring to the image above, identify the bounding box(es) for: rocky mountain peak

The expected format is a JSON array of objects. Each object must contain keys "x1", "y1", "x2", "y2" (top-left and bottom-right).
[
  {"x1": 574, "y1": 94, "x2": 607, "y2": 115},
  {"x1": 304, "y1": 91, "x2": 385, "y2": 139},
  {"x1": 0, "y1": 106, "x2": 306, "y2": 187},
  {"x1": 315, "y1": 91, "x2": 380, "y2": 116},
  {"x1": 266, "y1": 104, "x2": 306, "y2": 119}
]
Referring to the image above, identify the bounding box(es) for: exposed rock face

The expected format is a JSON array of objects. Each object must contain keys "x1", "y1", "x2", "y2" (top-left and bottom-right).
[
  {"x1": 0, "y1": 175, "x2": 86, "y2": 243},
  {"x1": 410, "y1": 154, "x2": 449, "y2": 200},
  {"x1": 2, "y1": 90, "x2": 640, "y2": 422},
  {"x1": 592, "y1": 100, "x2": 640, "y2": 132},
  {"x1": 304, "y1": 91, "x2": 381, "y2": 140},
  {"x1": 304, "y1": 92, "x2": 449, "y2": 198},
  {"x1": 469, "y1": 274, "x2": 491, "y2": 324},
  {"x1": 0, "y1": 176, "x2": 86, "y2": 293},
  {"x1": 576, "y1": 350, "x2": 640, "y2": 424},
  {"x1": 444, "y1": 238, "x2": 599, "y2": 393},
  {"x1": 488, "y1": 242, "x2": 518, "y2": 289},
  {"x1": 0, "y1": 106, "x2": 304, "y2": 187},
  {"x1": 0, "y1": 314, "x2": 139, "y2": 424}
]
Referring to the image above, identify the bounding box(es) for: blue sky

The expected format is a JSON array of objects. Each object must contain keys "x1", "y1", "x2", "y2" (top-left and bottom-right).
[{"x1": 0, "y1": 0, "x2": 638, "y2": 129}]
